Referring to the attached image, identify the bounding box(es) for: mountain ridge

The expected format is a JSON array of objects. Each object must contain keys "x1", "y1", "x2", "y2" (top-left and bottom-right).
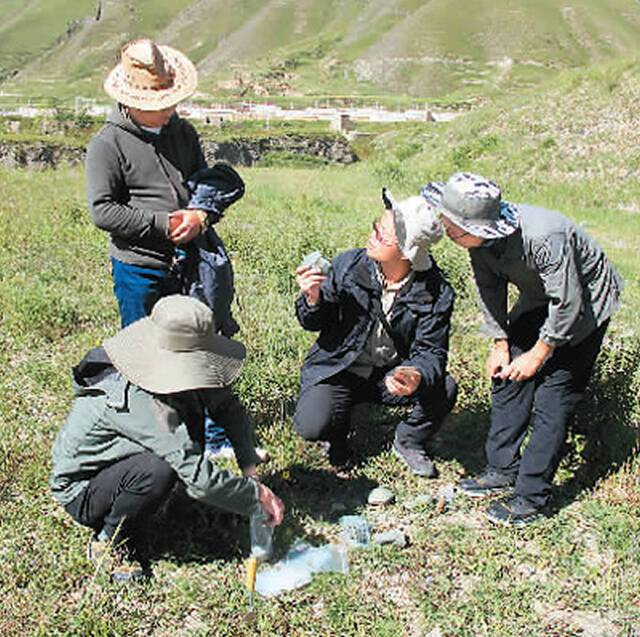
[{"x1": 1, "y1": 0, "x2": 639, "y2": 103}]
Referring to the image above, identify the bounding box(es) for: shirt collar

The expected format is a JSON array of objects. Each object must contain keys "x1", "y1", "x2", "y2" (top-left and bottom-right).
[{"x1": 376, "y1": 264, "x2": 414, "y2": 291}]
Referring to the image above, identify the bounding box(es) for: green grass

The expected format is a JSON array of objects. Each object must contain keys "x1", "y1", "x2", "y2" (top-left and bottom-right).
[{"x1": 1, "y1": 58, "x2": 639, "y2": 636}]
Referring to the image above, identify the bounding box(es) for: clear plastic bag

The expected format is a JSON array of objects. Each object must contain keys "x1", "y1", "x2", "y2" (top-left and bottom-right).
[
  {"x1": 255, "y1": 541, "x2": 349, "y2": 597},
  {"x1": 250, "y1": 510, "x2": 274, "y2": 561}
]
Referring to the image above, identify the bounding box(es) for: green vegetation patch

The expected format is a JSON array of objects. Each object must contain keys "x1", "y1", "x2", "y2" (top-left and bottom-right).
[{"x1": 0, "y1": 57, "x2": 639, "y2": 636}]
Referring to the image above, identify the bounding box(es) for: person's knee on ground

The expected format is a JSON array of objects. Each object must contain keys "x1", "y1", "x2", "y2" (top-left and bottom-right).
[{"x1": 293, "y1": 398, "x2": 336, "y2": 442}]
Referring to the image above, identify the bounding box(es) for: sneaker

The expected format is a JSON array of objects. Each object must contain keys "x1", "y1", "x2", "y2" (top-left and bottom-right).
[
  {"x1": 392, "y1": 439, "x2": 437, "y2": 478},
  {"x1": 485, "y1": 495, "x2": 543, "y2": 528},
  {"x1": 458, "y1": 468, "x2": 515, "y2": 498},
  {"x1": 255, "y1": 447, "x2": 270, "y2": 464},
  {"x1": 87, "y1": 537, "x2": 144, "y2": 583},
  {"x1": 204, "y1": 444, "x2": 236, "y2": 461}
]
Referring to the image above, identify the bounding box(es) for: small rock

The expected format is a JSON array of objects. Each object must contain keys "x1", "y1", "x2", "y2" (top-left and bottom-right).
[
  {"x1": 329, "y1": 502, "x2": 347, "y2": 515},
  {"x1": 435, "y1": 484, "x2": 456, "y2": 513},
  {"x1": 372, "y1": 530, "x2": 409, "y2": 548},
  {"x1": 367, "y1": 487, "x2": 395, "y2": 506},
  {"x1": 404, "y1": 494, "x2": 433, "y2": 510},
  {"x1": 437, "y1": 484, "x2": 456, "y2": 503}
]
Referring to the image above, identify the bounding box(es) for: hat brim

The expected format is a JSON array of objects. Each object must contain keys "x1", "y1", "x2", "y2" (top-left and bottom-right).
[
  {"x1": 439, "y1": 202, "x2": 520, "y2": 240},
  {"x1": 420, "y1": 181, "x2": 519, "y2": 240},
  {"x1": 103, "y1": 317, "x2": 245, "y2": 394},
  {"x1": 104, "y1": 44, "x2": 197, "y2": 110}
]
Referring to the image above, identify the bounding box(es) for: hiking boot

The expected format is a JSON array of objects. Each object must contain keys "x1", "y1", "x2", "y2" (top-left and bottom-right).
[
  {"x1": 485, "y1": 495, "x2": 543, "y2": 528},
  {"x1": 87, "y1": 537, "x2": 144, "y2": 583},
  {"x1": 392, "y1": 439, "x2": 437, "y2": 478},
  {"x1": 458, "y1": 468, "x2": 515, "y2": 498}
]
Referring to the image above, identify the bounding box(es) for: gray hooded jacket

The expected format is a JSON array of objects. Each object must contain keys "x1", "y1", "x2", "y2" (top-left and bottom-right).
[
  {"x1": 50, "y1": 349, "x2": 260, "y2": 517},
  {"x1": 85, "y1": 105, "x2": 206, "y2": 269}
]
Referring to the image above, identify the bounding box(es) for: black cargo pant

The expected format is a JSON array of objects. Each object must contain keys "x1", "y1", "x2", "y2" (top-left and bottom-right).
[
  {"x1": 65, "y1": 453, "x2": 177, "y2": 544},
  {"x1": 486, "y1": 308, "x2": 608, "y2": 508},
  {"x1": 294, "y1": 368, "x2": 457, "y2": 450}
]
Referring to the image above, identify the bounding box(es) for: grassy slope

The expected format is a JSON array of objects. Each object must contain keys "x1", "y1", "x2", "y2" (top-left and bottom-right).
[
  {"x1": 0, "y1": 59, "x2": 639, "y2": 636},
  {"x1": 1, "y1": 0, "x2": 640, "y2": 101}
]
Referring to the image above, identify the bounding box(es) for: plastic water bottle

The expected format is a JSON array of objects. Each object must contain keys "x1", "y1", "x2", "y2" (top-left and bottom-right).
[{"x1": 250, "y1": 510, "x2": 273, "y2": 562}]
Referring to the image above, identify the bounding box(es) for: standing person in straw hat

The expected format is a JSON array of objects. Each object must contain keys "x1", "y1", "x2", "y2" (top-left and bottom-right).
[
  {"x1": 87, "y1": 38, "x2": 207, "y2": 327},
  {"x1": 293, "y1": 189, "x2": 457, "y2": 476},
  {"x1": 87, "y1": 39, "x2": 263, "y2": 462},
  {"x1": 50, "y1": 296, "x2": 285, "y2": 583},
  {"x1": 423, "y1": 172, "x2": 623, "y2": 526}
]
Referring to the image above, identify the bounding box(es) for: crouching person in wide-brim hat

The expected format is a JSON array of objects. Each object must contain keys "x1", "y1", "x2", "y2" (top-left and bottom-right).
[{"x1": 50, "y1": 296, "x2": 285, "y2": 582}]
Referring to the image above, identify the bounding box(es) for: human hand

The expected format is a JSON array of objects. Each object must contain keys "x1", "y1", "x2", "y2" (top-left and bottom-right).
[
  {"x1": 296, "y1": 264, "x2": 326, "y2": 306},
  {"x1": 385, "y1": 366, "x2": 422, "y2": 396},
  {"x1": 497, "y1": 340, "x2": 553, "y2": 382},
  {"x1": 169, "y1": 209, "x2": 206, "y2": 244},
  {"x1": 257, "y1": 483, "x2": 285, "y2": 527},
  {"x1": 486, "y1": 340, "x2": 511, "y2": 378},
  {"x1": 497, "y1": 349, "x2": 544, "y2": 382}
]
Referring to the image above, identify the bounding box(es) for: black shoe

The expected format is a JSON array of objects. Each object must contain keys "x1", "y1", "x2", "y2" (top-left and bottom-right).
[
  {"x1": 392, "y1": 439, "x2": 437, "y2": 478},
  {"x1": 485, "y1": 495, "x2": 543, "y2": 528},
  {"x1": 318, "y1": 440, "x2": 350, "y2": 468},
  {"x1": 458, "y1": 468, "x2": 515, "y2": 498},
  {"x1": 87, "y1": 537, "x2": 145, "y2": 583}
]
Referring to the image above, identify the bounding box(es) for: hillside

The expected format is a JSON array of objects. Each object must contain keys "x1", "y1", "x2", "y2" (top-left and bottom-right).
[{"x1": 1, "y1": 0, "x2": 640, "y2": 103}]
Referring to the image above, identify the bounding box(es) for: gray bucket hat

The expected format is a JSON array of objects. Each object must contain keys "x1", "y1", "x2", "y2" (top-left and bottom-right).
[
  {"x1": 382, "y1": 188, "x2": 443, "y2": 270},
  {"x1": 421, "y1": 172, "x2": 520, "y2": 240},
  {"x1": 103, "y1": 295, "x2": 245, "y2": 394}
]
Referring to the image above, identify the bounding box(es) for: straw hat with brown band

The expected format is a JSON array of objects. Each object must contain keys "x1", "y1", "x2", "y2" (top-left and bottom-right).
[{"x1": 104, "y1": 39, "x2": 198, "y2": 111}]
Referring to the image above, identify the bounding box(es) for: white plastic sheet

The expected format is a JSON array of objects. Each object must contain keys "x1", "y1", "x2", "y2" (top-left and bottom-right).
[{"x1": 254, "y1": 541, "x2": 349, "y2": 597}]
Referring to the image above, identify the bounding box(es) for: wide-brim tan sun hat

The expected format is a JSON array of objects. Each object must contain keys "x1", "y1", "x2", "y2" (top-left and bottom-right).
[
  {"x1": 104, "y1": 38, "x2": 197, "y2": 110},
  {"x1": 103, "y1": 295, "x2": 245, "y2": 395}
]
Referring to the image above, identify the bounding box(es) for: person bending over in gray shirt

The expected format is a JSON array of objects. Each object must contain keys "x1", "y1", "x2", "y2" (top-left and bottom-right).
[{"x1": 421, "y1": 172, "x2": 622, "y2": 526}]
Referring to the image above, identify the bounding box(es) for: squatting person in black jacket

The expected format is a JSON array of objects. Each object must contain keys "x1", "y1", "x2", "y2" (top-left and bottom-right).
[{"x1": 293, "y1": 189, "x2": 458, "y2": 477}]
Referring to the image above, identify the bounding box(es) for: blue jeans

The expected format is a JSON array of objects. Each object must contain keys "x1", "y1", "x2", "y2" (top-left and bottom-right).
[
  {"x1": 110, "y1": 257, "x2": 231, "y2": 451},
  {"x1": 110, "y1": 258, "x2": 173, "y2": 328}
]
